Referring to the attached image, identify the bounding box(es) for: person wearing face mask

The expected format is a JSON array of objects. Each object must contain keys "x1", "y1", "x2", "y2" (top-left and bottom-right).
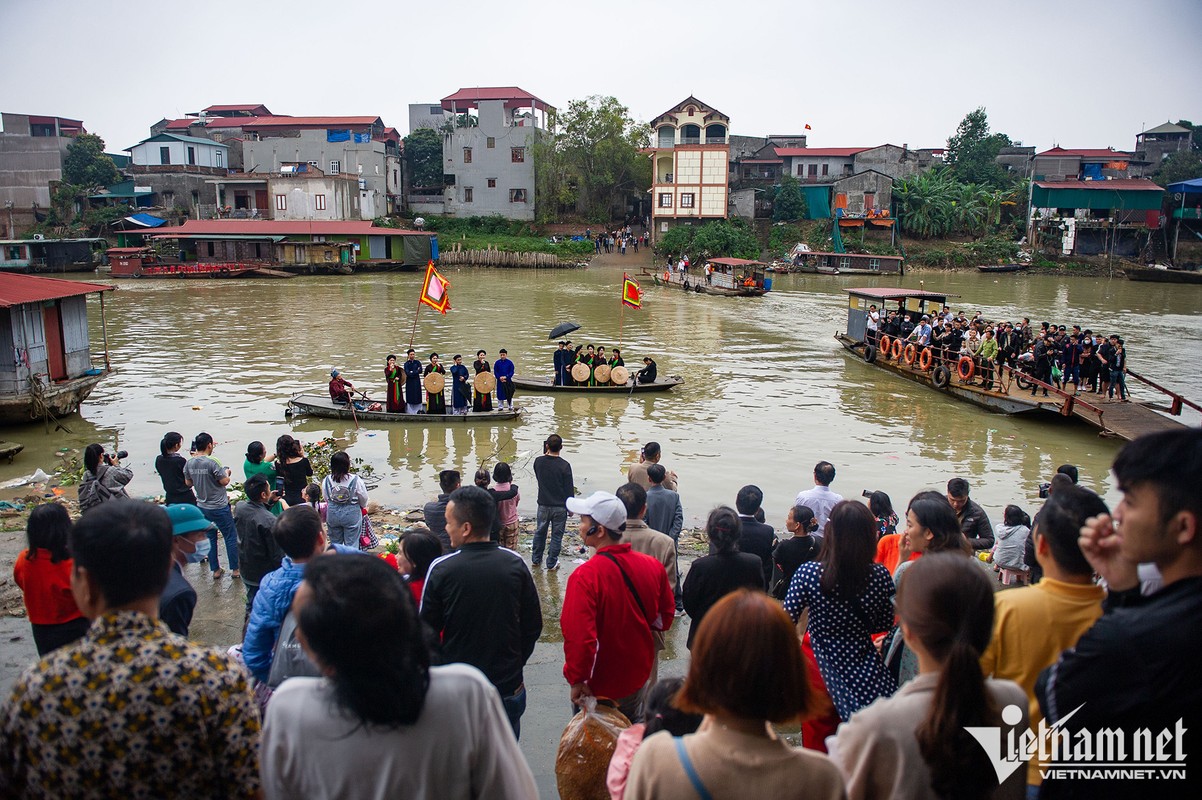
[{"x1": 160, "y1": 504, "x2": 214, "y2": 637}]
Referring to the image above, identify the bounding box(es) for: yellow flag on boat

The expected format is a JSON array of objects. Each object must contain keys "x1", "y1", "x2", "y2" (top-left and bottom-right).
[
  {"x1": 622, "y1": 274, "x2": 642, "y2": 309},
  {"x1": 420, "y1": 260, "x2": 450, "y2": 314}
]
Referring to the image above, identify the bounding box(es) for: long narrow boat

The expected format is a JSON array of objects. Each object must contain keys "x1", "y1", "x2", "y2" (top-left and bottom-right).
[
  {"x1": 510, "y1": 375, "x2": 684, "y2": 393},
  {"x1": 1124, "y1": 264, "x2": 1202, "y2": 285},
  {"x1": 286, "y1": 393, "x2": 522, "y2": 422},
  {"x1": 977, "y1": 263, "x2": 1027, "y2": 274},
  {"x1": 654, "y1": 257, "x2": 768, "y2": 297}
]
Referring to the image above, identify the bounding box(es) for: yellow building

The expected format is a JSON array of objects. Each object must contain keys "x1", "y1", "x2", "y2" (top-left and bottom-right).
[{"x1": 649, "y1": 97, "x2": 729, "y2": 243}]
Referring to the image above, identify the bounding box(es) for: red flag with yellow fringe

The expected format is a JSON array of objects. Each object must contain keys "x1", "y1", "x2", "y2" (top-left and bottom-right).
[
  {"x1": 622, "y1": 274, "x2": 641, "y2": 309},
  {"x1": 419, "y1": 260, "x2": 450, "y2": 314}
]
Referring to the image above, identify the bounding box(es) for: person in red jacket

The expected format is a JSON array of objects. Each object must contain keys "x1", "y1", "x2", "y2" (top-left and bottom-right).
[
  {"x1": 561, "y1": 491, "x2": 675, "y2": 723},
  {"x1": 13, "y1": 504, "x2": 88, "y2": 655}
]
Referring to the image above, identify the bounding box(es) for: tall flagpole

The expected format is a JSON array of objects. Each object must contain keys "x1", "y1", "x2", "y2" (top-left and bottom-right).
[{"x1": 409, "y1": 296, "x2": 423, "y2": 349}]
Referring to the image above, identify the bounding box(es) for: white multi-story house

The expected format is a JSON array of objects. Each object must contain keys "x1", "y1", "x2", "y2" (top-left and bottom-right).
[
  {"x1": 649, "y1": 97, "x2": 730, "y2": 241},
  {"x1": 410, "y1": 87, "x2": 553, "y2": 221}
]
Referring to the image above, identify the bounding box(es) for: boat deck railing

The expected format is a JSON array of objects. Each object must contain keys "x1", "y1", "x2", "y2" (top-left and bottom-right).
[
  {"x1": 1125, "y1": 368, "x2": 1202, "y2": 417},
  {"x1": 999, "y1": 366, "x2": 1105, "y2": 426}
]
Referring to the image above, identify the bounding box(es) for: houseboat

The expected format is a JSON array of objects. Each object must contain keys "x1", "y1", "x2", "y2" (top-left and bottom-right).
[
  {"x1": 1124, "y1": 263, "x2": 1202, "y2": 285},
  {"x1": 105, "y1": 246, "x2": 301, "y2": 279},
  {"x1": 0, "y1": 237, "x2": 108, "y2": 273},
  {"x1": 835, "y1": 287, "x2": 1194, "y2": 442},
  {"x1": 789, "y1": 244, "x2": 903, "y2": 275},
  {"x1": 0, "y1": 274, "x2": 114, "y2": 425},
  {"x1": 655, "y1": 257, "x2": 769, "y2": 297}
]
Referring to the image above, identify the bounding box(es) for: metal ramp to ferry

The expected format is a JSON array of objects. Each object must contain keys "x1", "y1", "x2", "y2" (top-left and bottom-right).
[{"x1": 1025, "y1": 368, "x2": 1199, "y2": 442}]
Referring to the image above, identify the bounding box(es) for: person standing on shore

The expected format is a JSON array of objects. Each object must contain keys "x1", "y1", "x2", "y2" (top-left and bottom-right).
[
  {"x1": 627, "y1": 441, "x2": 677, "y2": 491},
  {"x1": 420, "y1": 485, "x2": 543, "y2": 740},
  {"x1": 156, "y1": 432, "x2": 195, "y2": 505},
  {"x1": 645, "y1": 464, "x2": 684, "y2": 613},
  {"x1": 184, "y1": 432, "x2": 239, "y2": 580},
  {"x1": 795, "y1": 461, "x2": 843, "y2": 535},
  {"x1": 532, "y1": 434, "x2": 573, "y2": 570},
  {"x1": 12, "y1": 504, "x2": 88, "y2": 656},
  {"x1": 562, "y1": 491, "x2": 675, "y2": 723}
]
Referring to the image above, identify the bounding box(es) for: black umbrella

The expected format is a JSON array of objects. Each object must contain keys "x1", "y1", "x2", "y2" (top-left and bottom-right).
[{"x1": 548, "y1": 321, "x2": 581, "y2": 340}]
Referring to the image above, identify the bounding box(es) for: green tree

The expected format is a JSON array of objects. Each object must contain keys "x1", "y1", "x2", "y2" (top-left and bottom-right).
[
  {"x1": 691, "y1": 219, "x2": 760, "y2": 260},
  {"x1": 1172, "y1": 120, "x2": 1199, "y2": 152},
  {"x1": 1152, "y1": 150, "x2": 1202, "y2": 186},
  {"x1": 536, "y1": 96, "x2": 651, "y2": 221},
  {"x1": 894, "y1": 170, "x2": 957, "y2": 238},
  {"x1": 946, "y1": 108, "x2": 1015, "y2": 188},
  {"x1": 403, "y1": 128, "x2": 443, "y2": 188},
  {"x1": 61, "y1": 133, "x2": 120, "y2": 189},
  {"x1": 772, "y1": 175, "x2": 809, "y2": 222}
]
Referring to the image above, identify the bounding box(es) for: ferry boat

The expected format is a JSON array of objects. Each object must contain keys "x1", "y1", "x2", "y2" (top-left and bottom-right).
[
  {"x1": 654, "y1": 257, "x2": 769, "y2": 297},
  {"x1": 834, "y1": 287, "x2": 1196, "y2": 442}
]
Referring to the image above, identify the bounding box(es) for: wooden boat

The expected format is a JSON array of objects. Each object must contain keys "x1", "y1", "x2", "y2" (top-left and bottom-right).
[
  {"x1": 106, "y1": 248, "x2": 295, "y2": 279},
  {"x1": 654, "y1": 257, "x2": 768, "y2": 297},
  {"x1": 836, "y1": 287, "x2": 1194, "y2": 442},
  {"x1": 510, "y1": 375, "x2": 684, "y2": 393},
  {"x1": 1124, "y1": 264, "x2": 1202, "y2": 285},
  {"x1": 789, "y1": 245, "x2": 903, "y2": 275},
  {"x1": 286, "y1": 393, "x2": 522, "y2": 423},
  {"x1": 977, "y1": 263, "x2": 1028, "y2": 274},
  {"x1": 0, "y1": 441, "x2": 23, "y2": 462}
]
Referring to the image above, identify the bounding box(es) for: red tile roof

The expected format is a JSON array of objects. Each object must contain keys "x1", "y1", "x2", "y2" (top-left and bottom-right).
[
  {"x1": 775, "y1": 147, "x2": 869, "y2": 158},
  {"x1": 1033, "y1": 179, "x2": 1163, "y2": 191},
  {"x1": 241, "y1": 116, "x2": 382, "y2": 129},
  {"x1": 1035, "y1": 146, "x2": 1134, "y2": 159},
  {"x1": 0, "y1": 274, "x2": 114, "y2": 308},
  {"x1": 147, "y1": 220, "x2": 431, "y2": 237},
  {"x1": 27, "y1": 115, "x2": 84, "y2": 128},
  {"x1": 202, "y1": 104, "x2": 272, "y2": 114},
  {"x1": 441, "y1": 87, "x2": 552, "y2": 112}
]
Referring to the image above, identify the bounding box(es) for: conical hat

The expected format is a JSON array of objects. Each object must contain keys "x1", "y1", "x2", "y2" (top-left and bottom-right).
[
  {"x1": 571, "y1": 363, "x2": 590, "y2": 382},
  {"x1": 474, "y1": 372, "x2": 496, "y2": 393},
  {"x1": 610, "y1": 365, "x2": 630, "y2": 385},
  {"x1": 594, "y1": 364, "x2": 611, "y2": 384},
  {"x1": 424, "y1": 372, "x2": 445, "y2": 393}
]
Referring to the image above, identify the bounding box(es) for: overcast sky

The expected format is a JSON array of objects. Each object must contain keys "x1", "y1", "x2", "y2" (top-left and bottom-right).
[{"x1": 2, "y1": 0, "x2": 1199, "y2": 155}]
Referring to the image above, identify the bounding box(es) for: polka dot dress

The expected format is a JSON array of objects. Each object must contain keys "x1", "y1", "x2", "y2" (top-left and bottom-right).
[{"x1": 783, "y1": 561, "x2": 897, "y2": 721}]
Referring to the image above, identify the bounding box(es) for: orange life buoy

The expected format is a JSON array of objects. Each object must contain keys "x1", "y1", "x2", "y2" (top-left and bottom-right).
[
  {"x1": 957, "y1": 356, "x2": 975, "y2": 381},
  {"x1": 919, "y1": 347, "x2": 934, "y2": 371},
  {"x1": 903, "y1": 344, "x2": 917, "y2": 366},
  {"x1": 878, "y1": 335, "x2": 891, "y2": 355},
  {"x1": 890, "y1": 339, "x2": 903, "y2": 361}
]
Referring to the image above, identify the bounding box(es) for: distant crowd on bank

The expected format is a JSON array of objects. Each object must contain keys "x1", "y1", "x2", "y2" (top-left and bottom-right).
[{"x1": 4, "y1": 427, "x2": 1200, "y2": 800}]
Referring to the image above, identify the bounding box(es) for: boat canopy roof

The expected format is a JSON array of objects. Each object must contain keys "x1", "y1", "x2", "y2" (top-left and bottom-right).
[
  {"x1": 844, "y1": 287, "x2": 959, "y2": 302},
  {"x1": 707, "y1": 257, "x2": 765, "y2": 267}
]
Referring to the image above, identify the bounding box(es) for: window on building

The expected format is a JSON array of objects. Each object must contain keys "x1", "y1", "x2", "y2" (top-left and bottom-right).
[
  {"x1": 191, "y1": 191, "x2": 199, "y2": 206},
  {"x1": 743, "y1": 167, "x2": 753, "y2": 178},
  {"x1": 511, "y1": 147, "x2": 525, "y2": 163},
  {"x1": 444, "y1": 174, "x2": 456, "y2": 186},
  {"x1": 839, "y1": 257, "x2": 851, "y2": 269},
  {"x1": 187, "y1": 146, "x2": 196, "y2": 165},
  {"x1": 7, "y1": 246, "x2": 23, "y2": 260},
  {"x1": 843, "y1": 164, "x2": 853, "y2": 176},
  {"x1": 216, "y1": 150, "x2": 224, "y2": 168},
  {"x1": 510, "y1": 188, "x2": 527, "y2": 203},
  {"x1": 315, "y1": 194, "x2": 327, "y2": 211},
  {"x1": 680, "y1": 193, "x2": 695, "y2": 208},
  {"x1": 821, "y1": 163, "x2": 828, "y2": 176},
  {"x1": 797, "y1": 164, "x2": 804, "y2": 176},
  {"x1": 659, "y1": 193, "x2": 672, "y2": 208},
  {"x1": 487, "y1": 178, "x2": 497, "y2": 188},
  {"x1": 329, "y1": 160, "x2": 341, "y2": 174},
  {"x1": 275, "y1": 194, "x2": 287, "y2": 210},
  {"x1": 463, "y1": 147, "x2": 473, "y2": 163},
  {"x1": 308, "y1": 160, "x2": 319, "y2": 166},
  {"x1": 206, "y1": 242, "x2": 215, "y2": 257},
  {"x1": 160, "y1": 146, "x2": 171, "y2": 165},
  {"x1": 808, "y1": 164, "x2": 818, "y2": 177},
  {"x1": 163, "y1": 191, "x2": 174, "y2": 206},
  {"x1": 869, "y1": 258, "x2": 881, "y2": 270},
  {"x1": 254, "y1": 243, "x2": 262, "y2": 259},
  {"x1": 487, "y1": 137, "x2": 495, "y2": 149},
  {"x1": 463, "y1": 187, "x2": 474, "y2": 202},
  {"x1": 429, "y1": 105, "x2": 442, "y2": 115}
]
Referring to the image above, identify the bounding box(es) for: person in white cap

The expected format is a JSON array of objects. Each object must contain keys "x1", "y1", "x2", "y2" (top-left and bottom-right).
[{"x1": 560, "y1": 491, "x2": 676, "y2": 723}]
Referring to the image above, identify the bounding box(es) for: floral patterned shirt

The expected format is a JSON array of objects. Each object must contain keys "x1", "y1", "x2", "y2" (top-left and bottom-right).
[{"x1": 0, "y1": 610, "x2": 260, "y2": 799}]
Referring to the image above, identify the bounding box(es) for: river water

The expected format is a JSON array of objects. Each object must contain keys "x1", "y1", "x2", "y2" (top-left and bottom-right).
[{"x1": 4, "y1": 264, "x2": 1201, "y2": 525}]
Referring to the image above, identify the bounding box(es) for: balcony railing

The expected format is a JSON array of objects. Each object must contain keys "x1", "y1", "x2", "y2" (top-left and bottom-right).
[
  {"x1": 705, "y1": 137, "x2": 727, "y2": 144},
  {"x1": 679, "y1": 137, "x2": 700, "y2": 145}
]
